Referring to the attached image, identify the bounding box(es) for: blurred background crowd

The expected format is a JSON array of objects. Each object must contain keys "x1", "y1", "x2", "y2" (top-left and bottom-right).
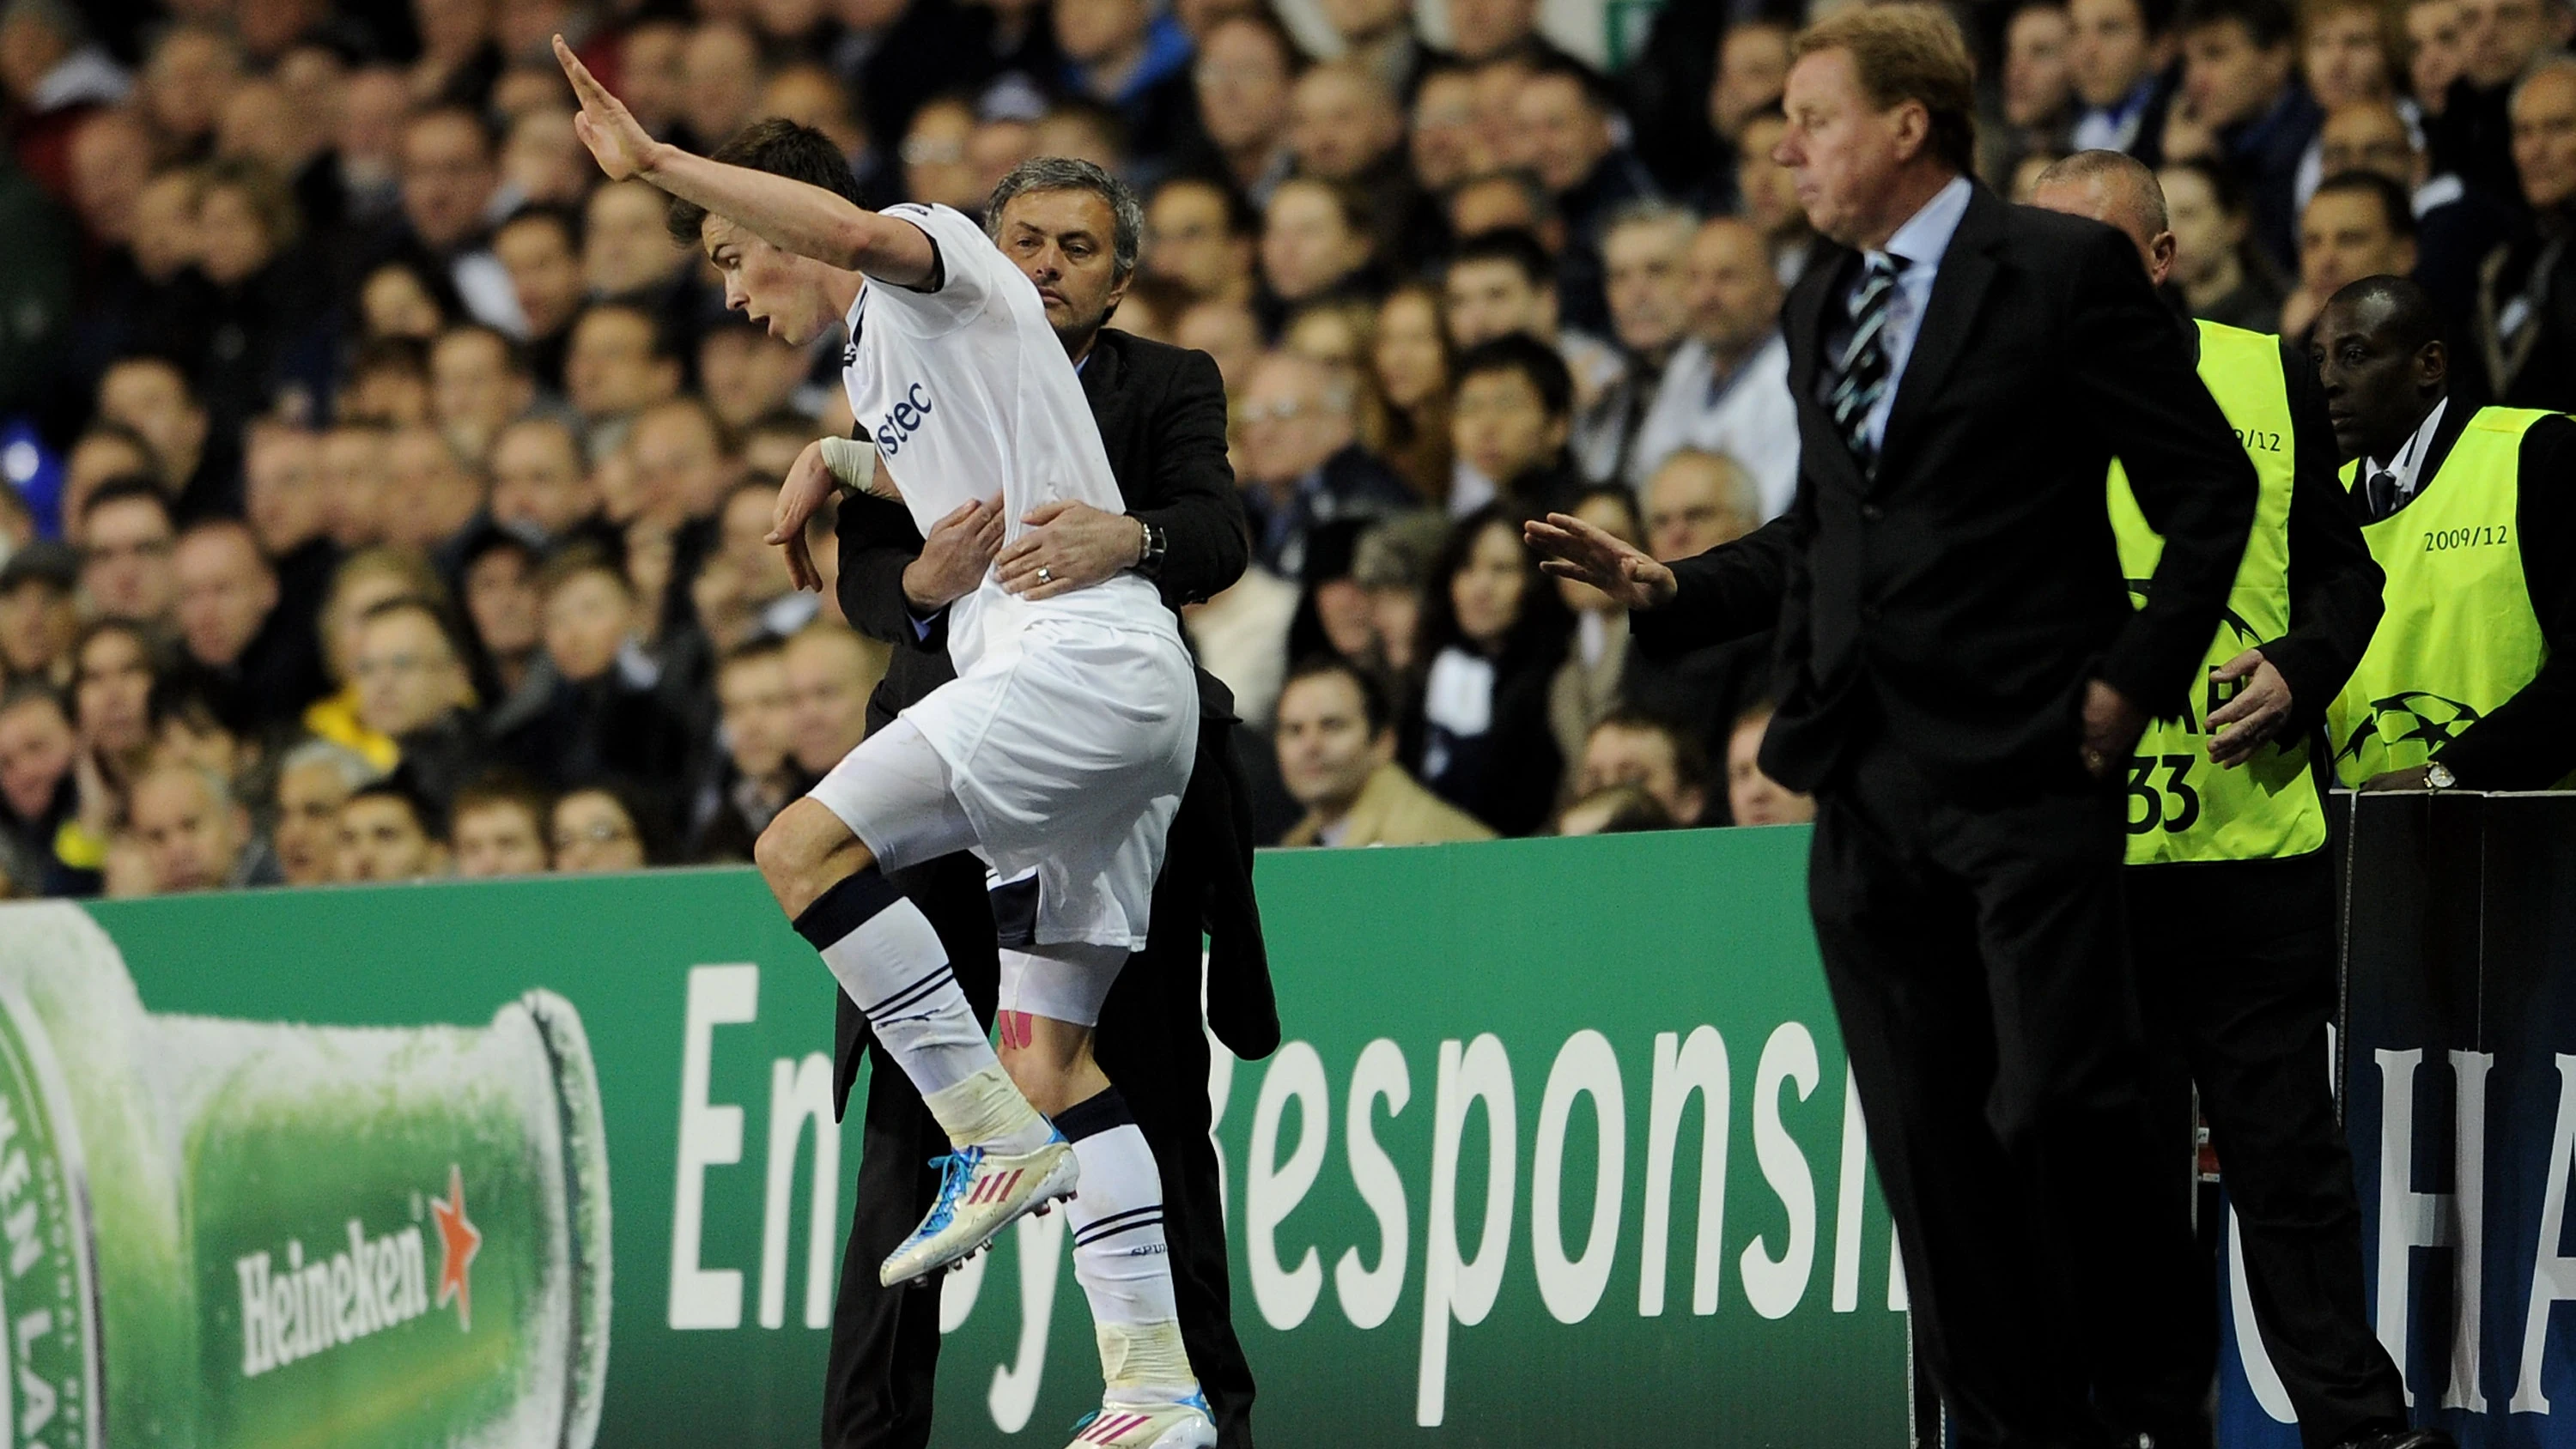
[{"x1": 0, "y1": 0, "x2": 2563, "y2": 894}]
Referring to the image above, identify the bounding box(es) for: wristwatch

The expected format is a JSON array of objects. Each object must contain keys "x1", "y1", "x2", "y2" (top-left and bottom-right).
[
  {"x1": 2425, "y1": 761, "x2": 2458, "y2": 791},
  {"x1": 1133, "y1": 518, "x2": 1168, "y2": 580}
]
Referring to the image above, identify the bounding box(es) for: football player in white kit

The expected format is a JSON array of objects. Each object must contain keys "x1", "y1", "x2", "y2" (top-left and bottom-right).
[{"x1": 557, "y1": 40, "x2": 1215, "y2": 1449}]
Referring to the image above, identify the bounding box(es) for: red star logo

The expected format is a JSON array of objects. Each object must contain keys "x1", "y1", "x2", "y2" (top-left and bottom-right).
[{"x1": 429, "y1": 1163, "x2": 482, "y2": 1331}]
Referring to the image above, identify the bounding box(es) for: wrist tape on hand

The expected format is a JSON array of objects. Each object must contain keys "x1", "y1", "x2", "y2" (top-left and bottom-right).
[{"x1": 818, "y1": 436, "x2": 891, "y2": 499}]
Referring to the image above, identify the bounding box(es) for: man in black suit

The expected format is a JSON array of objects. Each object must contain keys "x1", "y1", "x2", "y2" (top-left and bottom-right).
[
  {"x1": 1530, "y1": 9, "x2": 2257, "y2": 1445},
  {"x1": 823, "y1": 157, "x2": 1272, "y2": 1449}
]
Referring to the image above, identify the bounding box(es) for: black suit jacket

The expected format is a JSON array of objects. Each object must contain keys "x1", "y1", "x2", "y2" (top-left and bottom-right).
[
  {"x1": 831, "y1": 327, "x2": 1267, "y2": 1113},
  {"x1": 1634, "y1": 184, "x2": 2259, "y2": 794}
]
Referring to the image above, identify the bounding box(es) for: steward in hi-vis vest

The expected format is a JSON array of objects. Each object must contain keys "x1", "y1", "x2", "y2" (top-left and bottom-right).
[
  {"x1": 2038, "y1": 155, "x2": 2411, "y2": 1449},
  {"x1": 2315, "y1": 276, "x2": 2576, "y2": 794}
]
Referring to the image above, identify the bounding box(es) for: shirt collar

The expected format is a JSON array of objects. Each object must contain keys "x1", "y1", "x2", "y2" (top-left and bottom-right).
[
  {"x1": 2367, "y1": 396, "x2": 2450, "y2": 498},
  {"x1": 1870, "y1": 174, "x2": 1974, "y2": 277}
]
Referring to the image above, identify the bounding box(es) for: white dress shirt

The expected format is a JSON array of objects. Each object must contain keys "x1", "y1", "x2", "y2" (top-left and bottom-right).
[
  {"x1": 2362, "y1": 397, "x2": 2449, "y2": 513},
  {"x1": 1843, "y1": 174, "x2": 1975, "y2": 456}
]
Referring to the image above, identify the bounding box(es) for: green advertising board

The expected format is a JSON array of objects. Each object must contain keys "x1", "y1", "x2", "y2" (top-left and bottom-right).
[{"x1": 11, "y1": 827, "x2": 1907, "y2": 1447}]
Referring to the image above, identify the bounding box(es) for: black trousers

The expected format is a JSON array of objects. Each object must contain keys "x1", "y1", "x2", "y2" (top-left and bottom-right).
[
  {"x1": 2129, "y1": 854, "x2": 2406, "y2": 1449},
  {"x1": 1807, "y1": 745, "x2": 2215, "y2": 1449},
  {"x1": 817, "y1": 785, "x2": 1257, "y2": 1448}
]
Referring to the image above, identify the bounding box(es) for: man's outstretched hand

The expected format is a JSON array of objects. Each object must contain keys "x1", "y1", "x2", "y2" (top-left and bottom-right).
[
  {"x1": 1523, "y1": 512, "x2": 1677, "y2": 611},
  {"x1": 555, "y1": 35, "x2": 658, "y2": 182}
]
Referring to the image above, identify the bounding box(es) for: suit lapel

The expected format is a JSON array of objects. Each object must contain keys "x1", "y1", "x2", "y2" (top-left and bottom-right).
[
  {"x1": 1874, "y1": 185, "x2": 2007, "y2": 486},
  {"x1": 1079, "y1": 329, "x2": 1124, "y2": 417}
]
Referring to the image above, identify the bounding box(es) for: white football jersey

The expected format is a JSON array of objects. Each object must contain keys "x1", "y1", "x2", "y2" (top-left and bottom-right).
[{"x1": 839, "y1": 202, "x2": 1170, "y2": 672}]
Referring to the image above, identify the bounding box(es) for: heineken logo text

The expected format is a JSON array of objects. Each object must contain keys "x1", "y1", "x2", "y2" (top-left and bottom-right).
[{"x1": 235, "y1": 1164, "x2": 481, "y2": 1377}]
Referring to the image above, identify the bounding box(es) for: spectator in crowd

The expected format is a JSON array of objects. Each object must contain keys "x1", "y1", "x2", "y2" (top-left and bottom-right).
[
  {"x1": 2283, "y1": 169, "x2": 2419, "y2": 337},
  {"x1": 1582, "y1": 203, "x2": 1698, "y2": 485},
  {"x1": 2313, "y1": 99, "x2": 2517, "y2": 322},
  {"x1": 2404, "y1": 0, "x2": 2469, "y2": 124},
  {"x1": 2474, "y1": 58, "x2": 2576, "y2": 412},
  {"x1": 488, "y1": 415, "x2": 600, "y2": 545},
  {"x1": 1289, "y1": 62, "x2": 1442, "y2": 276},
  {"x1": 79, "y1": 481, "x2": 179, "y2": 628},
  {"x1": 696, "y1": 317, "x2": 812, "y2": 433},
  {"x1": 1408, "y1": 64, "x2": 1484, "y2": 195},
  {"x1": 2070, "y1": 0, "x2": 2182, "y2": 158},
  {"x1": 333, "y1": 773, "x2": 447, "y2": 882},
  {"x1": 1369, "y1": 283, "x2": 1455, "y2": 500},
  {"x1": 1507, "y1": 58, "x2": 1660, "y2": 334},
  {"x1": 690, "y1": 636, "x2": 802, "y2": 862},
  {"x1": 450, "y1": 773, "x2": 551, "y2": 876},
  {"x1": 96, "y1": 355, "x2": 223, "y2": 519},
  {"x1": 1144, "y1": 174, "x2": 1257, "y2": 305},
  {"x1": 1260, "y1": 175, "x2": 1382, "y2": 312},
  {"x1": 270, "y1": 737, "x2": 377, "y2": 887},
  {"x1": 2160, "y1": 156, "x2": 2292, "y2": 327},
  {"x1": 1275, "y1": 655, "x2": 1491, "y2": 846},
  {"x1": 1238, "y1": 349, "x2": 1416, "y2": 579},
  {"x1": 0, "y1": 683, "x2": 78, "y2": 896},
  {"x1": 428, "y1": 324, "x2": 535, "y2": 466},
  {"x1": 563, "y1": 300, "x2": 683, "y2": 450},
  {"x1": 503, "y1": 544, "x2": 694, "y2": 828},
  {"x1": 1445, "y1": 0, "x2": 1580, "y2": 70},
  {"x1": 1351, "y1": 509, "x2": 1447, "y2": 677},
  {"x1": 1629, "y1": 215, "x2": 1800, "y2": 512},
  {"x1": 386, "y1": 104, "x2": 520, "y2": 334},
  {"x1": 1318, "y1": 0, "x2": 1429, "y2": 99},
  {"x1": 1554, "y1": 781, "x2": 1675, "y2": 835},
  {"x1": 779, "y1": 618, "x2": 883, "y2": 782},
  {"x1": 2295, "y1": 0, "x2": 2407, "y2": 206},
  {"x1": 1441, "y1": 227, "x2": 1625, "y2": 441},
  {"x1": 678, "y1": 21, "x2": 762, "y2": 155},
  {"x1": 380, "y1": 425, "x2": 487, "y2": 554},
  {"x1": 1449, "y1": 333, "x2": 1581, "y2": 518},
  {"x1": 172, "y1": 517, "x2": 324, "y2": 734},
  {"x1": 1056, "y1": 0, "x2": 1200, "y2": 164},
  {"x1": 583, "y1": 177, "x2": 693, "y2": 306},
  {"x1": 1994, "y1": 2, "x2": 2082, "y2": 182},
  {"x1": 2324, "y1": 276, "x2": 2576, "y2": 791},
  {"x1": 2167, "y1": 0, "x2": 2322, "y2": 275},
  {"x1": 2427, "y1": 0, "x2": 2571, "y2": 203},
  {"x1": 1710, "y1": 21, "x2": 1795, "y2": 203},
  {"x1": 303, "y1": 546, "x2": 447, "y2": 769},
  {"x1": 1620, "y1": 446, "x2": 1771, "y2": 750},
  {"x1": 0, "y1": 546, "x2": 78, "y2": 687},
  {"x1": 1574, "y1": 710, "x2": 1710, "y2": 827},
  {"x1": 316, "y1": 423, "x2": 392, "y2": 553},
  {"x1": 549, "y1": 783, "x2": 653, "y2": 872},
  {"x1": 457, "y1": 528, "x2": 555, "y2": 731},
  {"x1": 491, "y1": 205, "x2": 585, "y2": 391},
  {"x1": 1723, "y1": 700, "x2": 1814, "y2": 826},
  {"x1": 350, "y1": 597, "x2": 483, "y2": 812},
  {"x1": 1545, "y1": 486, "x2": 1643, "y2": 778},
  {"x1": 1406, "y1": 503, "x2": 1568, "y2": 836},
  {"x1": 61, "y1": 426, "x2": 159, "y2": 541},
  {"x1": 126, "y1": 761, "x2": 276, "y2": 893}
]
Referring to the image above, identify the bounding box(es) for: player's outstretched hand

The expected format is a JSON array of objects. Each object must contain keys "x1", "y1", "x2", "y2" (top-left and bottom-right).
[
  {"x1": 768, "y1": 440, "x2": 840, "y2": 592},
  {"x1": 1524, "y1": 512, "x2": 1677, "y2": 611},
  {"x1": 997, "y1": 500, "x2": 1138, "y2": 600},
  {"x1": 554, "y1": 35, "x2": 657, "y2": 182}
]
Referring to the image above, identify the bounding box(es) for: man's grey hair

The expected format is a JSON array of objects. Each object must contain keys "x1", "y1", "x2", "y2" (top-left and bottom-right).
[
  {"x1": 982, "y1": 157, "x2": 1146, "y2": 282},
  {"x1": 279, "y1": 739, "x2": 383, "y2": 794}
]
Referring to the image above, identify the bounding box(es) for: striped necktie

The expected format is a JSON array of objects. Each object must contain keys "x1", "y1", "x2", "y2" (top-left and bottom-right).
[{"x1": 1831, "y1": 254, "x2": 1908, "y2": 469}]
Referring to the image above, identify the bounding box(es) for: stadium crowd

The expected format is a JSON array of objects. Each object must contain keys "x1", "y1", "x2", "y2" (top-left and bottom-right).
[{"x1": 0, "y1": 0, "x2": 2563, "y2": 894}]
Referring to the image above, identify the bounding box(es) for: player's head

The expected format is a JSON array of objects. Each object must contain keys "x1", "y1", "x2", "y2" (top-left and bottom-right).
[
  {"x1": 984, "y1": 156, "x2": 1145, "y2": 349},
  {"x1": 670, "y1": 118, "x2": 866, "y2": 347}
]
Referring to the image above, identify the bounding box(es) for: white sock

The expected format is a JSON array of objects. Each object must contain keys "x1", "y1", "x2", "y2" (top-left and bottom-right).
[
  {"x1": 794, "y1": 869, "x2": 1047, "y2": 1153},
  {"x1": 1056, "y1": 1088, "x2": 1198, "y2": 1404}
]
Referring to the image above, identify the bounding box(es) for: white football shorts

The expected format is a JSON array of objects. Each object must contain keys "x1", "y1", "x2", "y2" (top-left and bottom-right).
[{"x1": 809, "y1": 614, "x2": 1199, "y2": 953}]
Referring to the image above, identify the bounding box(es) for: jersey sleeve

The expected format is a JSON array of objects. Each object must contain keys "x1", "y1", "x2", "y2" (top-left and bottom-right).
[{"x1": 870, "y1": 202, "x2": 1003, "y2": 335}]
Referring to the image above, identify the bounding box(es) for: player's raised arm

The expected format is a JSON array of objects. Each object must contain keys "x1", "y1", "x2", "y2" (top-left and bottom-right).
[{"x1": 553, "y1": 35, "x2": 936, "y2": 287}]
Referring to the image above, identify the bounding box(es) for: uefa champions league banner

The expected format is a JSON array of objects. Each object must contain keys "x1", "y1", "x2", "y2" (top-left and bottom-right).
[
  {"x1": 0, "y1": 828, "x2": 1914, "y2": 1449},
  {"x1": 2216, "y1": 791, "x2": 2576, "y2": 1449}
]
